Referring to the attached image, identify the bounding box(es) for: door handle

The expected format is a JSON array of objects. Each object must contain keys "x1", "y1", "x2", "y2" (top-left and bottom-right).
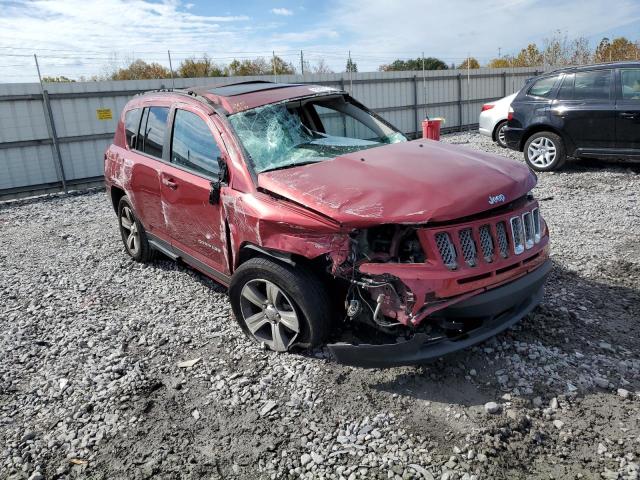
[
  {"x1": 619, "y1": 112, "x2": 637, "y2": 118},
  {"x1": 162, "y1": 178, "x2": 178, "y2": 190}
]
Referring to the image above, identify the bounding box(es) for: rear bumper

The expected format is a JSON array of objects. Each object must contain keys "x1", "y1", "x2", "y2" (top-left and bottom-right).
[
  {"x1": 328, "y1": 259, "x2": 552, "y2": 368},
  {"x1": 504, "y1": 127, "x2": 524, "y2": 151},
  {"x1": 478, "y1": 112, "x2": 496, "y2": 138}
]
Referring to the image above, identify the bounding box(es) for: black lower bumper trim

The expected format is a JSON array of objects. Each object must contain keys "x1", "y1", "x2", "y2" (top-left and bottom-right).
[{"x1": 328, "y1": 259, "x2": 551, "y2": 368}]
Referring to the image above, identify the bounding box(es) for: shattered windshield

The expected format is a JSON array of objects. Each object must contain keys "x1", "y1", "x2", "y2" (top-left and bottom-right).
[{"x1": 228, "y1": 96, "x2": 407, "y2": 173}]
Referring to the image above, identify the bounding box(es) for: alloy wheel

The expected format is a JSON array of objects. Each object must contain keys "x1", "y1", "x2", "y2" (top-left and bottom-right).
[
  {"x1": 497, "y1": 124, "x2": 507, "y2": 146},
  {"x1": 239, "y1": 279, "x2": 300, "y2": 352},
  {"x1": 527, "y1": 136, "x2": 557, "y2": 168},
  {"x1": 120, "y1": 206, "x2": 140, "y2": 256}
]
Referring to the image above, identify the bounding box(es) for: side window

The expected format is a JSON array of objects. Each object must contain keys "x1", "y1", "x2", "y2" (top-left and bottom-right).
[
  {"x1": 528, "y1": 75, "x2": 560, "y2": 98},
  {"x1": 141, "y1": 106, "x2": 169, "y2": 158},
  {"x1": 171, "y1": 109, "x2": 221, "y2": 177},
  {"x1": 573, "y1": 70, "x2": 611, "y2": 101},
  {"x1": 312, "y1": 104, "x2": 378, "y2": 140},
  {"x1": 556, "y1": 74, "x2": 575, "y2": 100},
  {"x1": 137, "y1": 108, "x2": 149, "y2": 151},
  {"x1": 124, "y1": 108, "x2": 142, "y2": 149},
  {"x1": 620, "y1": 69, "x2": 640, "y2": 100}
]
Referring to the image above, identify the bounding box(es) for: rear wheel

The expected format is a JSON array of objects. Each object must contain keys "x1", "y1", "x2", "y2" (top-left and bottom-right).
[
  {"x1": 117, "y1": 196, "x2": 155, "y2": 262},
  {"x1": 494, "y1": 120, "x2": 508, "y2": 148},
  {"x1": 229, "y1": 257, "x2": 330, "y2": 352},
  {"x1": 524, "y1": 131, "x2": 566, "y2": 172}
]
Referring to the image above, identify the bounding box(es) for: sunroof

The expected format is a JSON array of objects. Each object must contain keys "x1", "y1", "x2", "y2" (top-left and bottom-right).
[{"x1": 209, "y1": 82, "x2": 302, "y2": 97}]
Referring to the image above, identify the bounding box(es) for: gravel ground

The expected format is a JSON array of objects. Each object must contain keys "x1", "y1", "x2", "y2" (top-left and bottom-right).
[{"x1": 1, "y1": 132, "x2": 639, "y2": 480}]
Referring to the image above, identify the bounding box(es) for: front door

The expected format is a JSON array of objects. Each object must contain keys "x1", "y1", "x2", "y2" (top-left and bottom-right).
[
  {"x1": 615, "y1": 68, "x2": 640, "y2": 152},
  {"x1": 552, "y1": 69, "x2": 615, "y2": 150},
  {"x1": 159, "y1": 106, "x2": 230, "y2": 279}
]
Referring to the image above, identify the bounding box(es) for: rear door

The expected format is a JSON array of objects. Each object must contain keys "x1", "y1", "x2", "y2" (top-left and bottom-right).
[
  {"x1": 552, "y1": 69, "x2": 615, "y2": 150},
  {"x1": 122, "y1": 105, "x2": 170, "y2": 238},
  {"x1": 615, "y1": 67, "x2": 640, "y2": 153},
  {"x1": 159, "y1": 105, "x2": 230, "y2": 280}
]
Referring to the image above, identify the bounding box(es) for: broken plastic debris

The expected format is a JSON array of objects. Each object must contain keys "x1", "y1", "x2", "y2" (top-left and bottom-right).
[
  {"x1": 192, "y1": 409, "x2": 200, "y2": 420},
  {"x1": 177, "y1": 358, "x2": 201, "y2": 368},
  {"x1": 69, "y1": 459, "x2": 88, "y2": 465}
]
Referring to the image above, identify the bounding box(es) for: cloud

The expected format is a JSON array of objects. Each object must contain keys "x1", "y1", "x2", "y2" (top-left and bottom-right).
[{"x1": 270, "y1": 8, "x2": 293, "y2": 16}]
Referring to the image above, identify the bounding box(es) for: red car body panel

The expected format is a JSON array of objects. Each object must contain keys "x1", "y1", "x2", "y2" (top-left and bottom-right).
[
  {"x1": 258, "y1": 139, "x2": 537, "y2": 226},
  {"x1": 104, "y1": 83, "x2": 550, "y2": 358}
]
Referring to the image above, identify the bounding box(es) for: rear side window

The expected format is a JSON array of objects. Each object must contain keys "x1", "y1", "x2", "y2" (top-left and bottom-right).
[
  {"x1": 138, "y1": 106, "x2": 169, "y2": 158},
  {"x1": 124, "y1": 108, "x2": 142, "y2": 149},
  {"x1": 620, "y1": 69, "x2": 640, "y2": 100},
  {"x1": 557, "y1": 74, "x2": 575, "y2": 100},
  {"x1": 573, "y1": 70, "x2": 611, "y2": 100},
  {"x1": 528, "y1": 75, "x2": 560, "y2": 98},
  {"x1": 171, "y1": 109, "x2": 221, "y2": 177}
]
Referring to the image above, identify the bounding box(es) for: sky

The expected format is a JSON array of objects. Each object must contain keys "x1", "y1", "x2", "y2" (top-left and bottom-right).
[{"x1": 1, "y1": 0, "x2": 639, "y2": 82}]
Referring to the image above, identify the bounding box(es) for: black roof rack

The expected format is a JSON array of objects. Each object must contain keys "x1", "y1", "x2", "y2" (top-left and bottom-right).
[{"x1": 208, "y1": 81, "x2": 303, "y2": 97}]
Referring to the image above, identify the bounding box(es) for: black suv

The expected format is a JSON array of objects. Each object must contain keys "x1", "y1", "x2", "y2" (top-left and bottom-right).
[{"x1": 504, "y1": 62, "x2": 640, "y2": 171}]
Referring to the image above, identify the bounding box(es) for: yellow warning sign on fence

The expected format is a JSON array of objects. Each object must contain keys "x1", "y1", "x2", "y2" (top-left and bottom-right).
[{"x1": 96, "y1": 108, "x2": 113, "y2": 120}]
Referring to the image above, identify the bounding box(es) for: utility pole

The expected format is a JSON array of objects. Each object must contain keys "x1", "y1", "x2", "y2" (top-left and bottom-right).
[
  {"x1": 498, "y1": 47, "x2": 502, "y2": 58},
  {"x1": 300, "y1": 50, "x2": 304, "y2": 75},
  {"x1": 467, "y1": 53, "x2": 471, "y2": 132},
  {"x1": 273, "y1": 50, "x2": 277, "y2": 82},
  {"x1": 167, "y1": 50, "x2": 175, "y2": 89},
  {"x1": 348, "y1": 50, "x2": 353, "y2": 94}
]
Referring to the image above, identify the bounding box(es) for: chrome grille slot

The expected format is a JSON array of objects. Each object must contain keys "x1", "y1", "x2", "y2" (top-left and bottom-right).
[
  {"x1": 435, "y1": 232, "x2": 457, "y2": 270},
  {"x1": 532, "y1": 208, "x2": 541, "y2": 243},
  {"x1": 522, "y1": 212, "x2": 534, "y2": 249},
  {"x1": 479, "y1": 224, "x2": 494, "y2": 262},
  {"x1": 496, "y1": 221, "x2": 509, "y2": 258},
  {"x1": 458, "y1": 228, "x2": 477, "y2": 267},
  {"x1": 510, "y1": 216, "x2": 525, "y2": 255}
]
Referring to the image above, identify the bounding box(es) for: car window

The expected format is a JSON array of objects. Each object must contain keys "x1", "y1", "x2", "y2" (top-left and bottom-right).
[
  {"x1": 312, "y1": 104, "x2": 379, "y2": 141},
  {"x1": 573, "y1": 70, "x2": 611, "y2": 100},
  {"x1": 556, "y1": 74, "x2": 575, "y2": 100},
  {"x1": 141, "y1": 106, "x2": 169, "y2": 158},
  {"x1": 124, "y1": 108, "x2": 142, "y2": 149},
  {"x1": 171, "y1": 109, "x2": 221, "y2": 177},
  {"x1": 620, "y1": 69, "x2": 640, "y2": 100},
  {"x1": 528, "y1": 75, "x2": 560, "y2": 98}
]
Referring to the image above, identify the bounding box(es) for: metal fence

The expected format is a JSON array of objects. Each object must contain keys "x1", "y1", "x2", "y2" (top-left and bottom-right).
[{"x1": 0, "y1": 67, "x2": 542, "y2": 199}]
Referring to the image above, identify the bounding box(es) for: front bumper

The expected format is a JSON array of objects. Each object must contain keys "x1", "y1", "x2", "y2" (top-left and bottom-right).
[{"x1": 328, "y1": 259, "x2": 552, "y2": 368}]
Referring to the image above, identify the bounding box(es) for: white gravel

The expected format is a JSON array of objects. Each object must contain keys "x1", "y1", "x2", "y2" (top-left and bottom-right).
[{"x1": 1, "y1": 132, "x2": 639, "y2": 479}]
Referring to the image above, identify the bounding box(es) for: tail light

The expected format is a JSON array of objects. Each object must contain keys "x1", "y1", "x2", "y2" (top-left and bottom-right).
[
  {"x1": 481, "y1": 104, "x2": 495, "y2": 112},
  {"x1": 507, "y1": 106, "x2": 514, "y2": 121}
]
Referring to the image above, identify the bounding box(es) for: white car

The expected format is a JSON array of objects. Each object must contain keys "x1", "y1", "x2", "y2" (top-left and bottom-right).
[{"x1": 479, "y1": 92, "x2": 517, "y2": 148}]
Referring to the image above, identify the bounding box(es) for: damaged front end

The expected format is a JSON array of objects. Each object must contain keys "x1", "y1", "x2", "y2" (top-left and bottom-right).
[{"x1": 326, "y1": 197, "x2": 552, "y2": 368}]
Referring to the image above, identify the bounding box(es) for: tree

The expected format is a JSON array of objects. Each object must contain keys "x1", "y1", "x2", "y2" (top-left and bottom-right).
[
  {"x1": 458, "y1": 57, "x2": 480, "y2": 69},
  {"x1": 272, "y1": 55, "x2": 295, "y2": 75},
  {"x1": 512, "y1": 43, "x2": 543, "y2": 67},
  {"x1": 379, "y1": 57, "x2": 448, "y2": 71},
  {"x1": 346, "y1": 57, "x2": 357, "y2": 73},
  {"x1": 487, "y1": 57, "x2": 512, "y2": 68},
  {"x1": 178, "y1": 55, "x2": 225, "y2": 77},
  {"x1": 225, "y1": 56, "x2": 294, "y2": 76},
  {"x1": 568, "y1": 37, "x2": 592, "y2": 65},
  {"x1": 595, "y1": 36, "x2": 639, "y2": 63},
  {"x1": 42, "y1": 76, "x2": 75, "y2": 82},
  {"x1": 311, "y1": 58, "x2": 334, "y2": 74},
  {"x1": 110, "y1": 59, "x2": 170, "y2": 80}
]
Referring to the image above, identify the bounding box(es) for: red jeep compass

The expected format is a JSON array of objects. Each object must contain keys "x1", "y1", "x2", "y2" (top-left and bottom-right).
[{"x1": 104, "y1": 81, "x2": 551, "y2": 368}]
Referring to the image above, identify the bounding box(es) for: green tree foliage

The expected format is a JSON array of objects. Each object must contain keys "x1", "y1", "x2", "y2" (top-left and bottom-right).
[
  {"x1": 379, "y1": 57, "x2": 448, "y2": 71},
  {"x1": 225, "y1": 56, "x2": 294, "y2": 76},
  {"x1": 178, "y1": 55, "x2": 225, "y2": 77},
  {"x1": 345, "y1": 58, "x2": 358, "y2": 73},
  {"x1": 110, "y1": 60, "x2": 170, "y2": 80},
  {"x1": 458, "y1": 57, "x2": 480, "y2": 69}
]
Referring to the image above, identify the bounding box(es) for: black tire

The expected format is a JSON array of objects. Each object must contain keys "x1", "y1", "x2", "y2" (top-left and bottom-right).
[
  {"x1": 229, "y1": 257, "x2": 331, "y2": 351},
  {"x1": 117, "y1": 195, "x2": 155, "y2": 262},
  {"x1": 523, "y1": 131, "x2": 567, "y2": 172},
  {"x1": 494, "y1": 120, "x2": 508, "y2": 148}
]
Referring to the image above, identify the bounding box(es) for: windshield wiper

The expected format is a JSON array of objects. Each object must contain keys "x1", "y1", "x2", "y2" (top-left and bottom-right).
[{"x1": 259, "y1": 160, "x2": 323, "y2": 174}]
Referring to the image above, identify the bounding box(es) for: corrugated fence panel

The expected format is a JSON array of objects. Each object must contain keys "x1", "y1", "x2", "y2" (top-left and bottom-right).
[{"x1": 0, "y1": 67, "x2": 542, "y2": 195}]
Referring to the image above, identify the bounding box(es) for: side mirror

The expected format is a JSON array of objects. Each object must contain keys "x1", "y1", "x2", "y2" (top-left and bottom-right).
[{"x1": 208, "y1": 157, "x2": 229, "y2": 205}]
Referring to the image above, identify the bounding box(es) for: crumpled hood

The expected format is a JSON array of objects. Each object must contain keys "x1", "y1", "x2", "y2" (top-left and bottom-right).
[{"x1": 258, "y1": 139, "x2": 536, "y2": 227}]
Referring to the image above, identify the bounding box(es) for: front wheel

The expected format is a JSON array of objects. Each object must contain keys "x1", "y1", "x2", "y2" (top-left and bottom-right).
[
  {"x1": 524, "y1": 131, "x2": 567, "y2": 172},
  {"x1": 229, "y1": 257, "x2": 330, "y2": 352}
]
